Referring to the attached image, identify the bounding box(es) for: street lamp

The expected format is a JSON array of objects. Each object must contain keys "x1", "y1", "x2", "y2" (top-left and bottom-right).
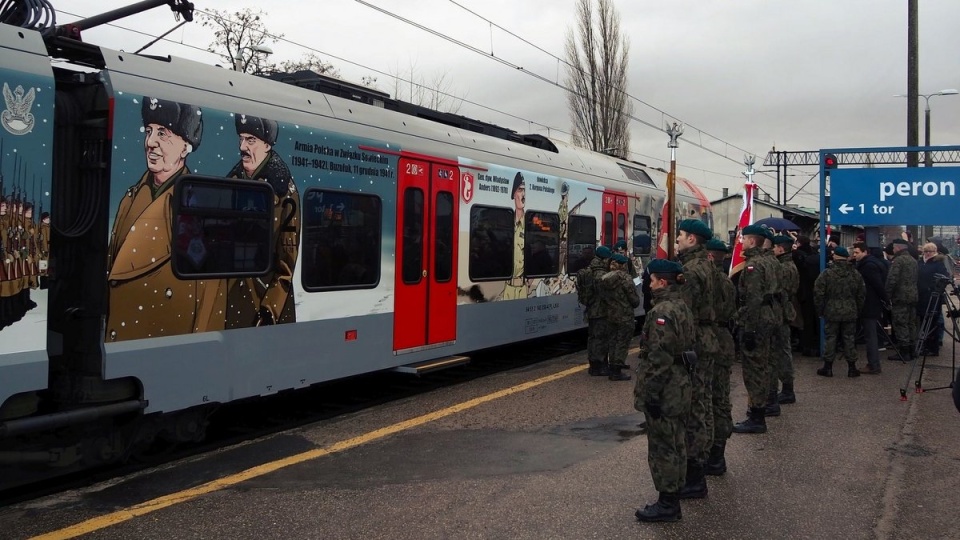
[
  {"x1": 894, "y1": 88, "x2": 959, "y2": 167},
  {"x1": 234, "y1": 44, "x2": 273, "y2": 73}
]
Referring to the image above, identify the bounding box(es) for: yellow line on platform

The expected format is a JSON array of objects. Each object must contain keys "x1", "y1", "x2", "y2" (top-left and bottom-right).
[{"x1": 33, "y1": 364, "x2": 588, "y2": 540}]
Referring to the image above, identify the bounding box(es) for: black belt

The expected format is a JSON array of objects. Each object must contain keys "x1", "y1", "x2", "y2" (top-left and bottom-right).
[{"x1": 696, "y1": 319, "x2": 715, "y2": 326}]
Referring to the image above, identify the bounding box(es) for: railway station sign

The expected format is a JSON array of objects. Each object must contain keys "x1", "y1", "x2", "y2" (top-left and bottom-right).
[{"x1": 829, "y1": 166, "x2": 960, "y2": 226}]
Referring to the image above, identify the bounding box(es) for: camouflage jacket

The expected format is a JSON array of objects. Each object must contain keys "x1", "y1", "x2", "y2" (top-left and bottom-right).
[
  {"x1": 885, "y1": 249, "x2": 919, "y2": 304},
  {"x1": 576, "y1": 257, "x2": 608, "y2": 318},
  {"x1": 736, "y1": 246, "x2": 783, "y2": 331},
  {"x1": 813, "y1": 260, "x2": 865, "y2": 321},
  {"x1": 715, "y1": 271, "x2": 737, "y2": 325},
  {"x1": 598, "y1": 268, "x2": 641, "y2": 323},
  {"x1": 778, "y1": 252, "x2": 799, "y2": 325},
  {"x1": 678, "y1": 244, "x2": 718, "y2": 324},
  {"x1": 634, "y1": 286, "x2": 694, "y2": 417}
]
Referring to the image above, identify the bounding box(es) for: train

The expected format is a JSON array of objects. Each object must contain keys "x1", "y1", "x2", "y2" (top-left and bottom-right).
[{"x1": 0, "y1": 3, "x2": 712, "y2": 490}]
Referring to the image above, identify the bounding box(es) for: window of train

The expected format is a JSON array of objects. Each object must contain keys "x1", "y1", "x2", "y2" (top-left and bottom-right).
[
  {"x1": 525, "y1": 211, "x2": 560, "y2": 277},
  {"x1": 434, "y1": 191, "x2": 454, "y2": 282},
  {"x1": 617, "y1": 212, "x2": 627, "y2": 243},
  {"x1": 301, "y1": 189, "x2": 381, "y2": 290},
  {"x1": 633, "y1": 215, "x2": 652, "y2": 255},
  {"x1": 567, "y1": 215, "x2": 597, "y2": 272},
  {"x1": 401, "y1": 188, "x2": 425, "y2": 284},
  {"x1": 468, "y1": 205, "x2": 513, "y2": 281},
  {"x1": 603, "y1": 211, "x2": 613, "y2": 248}
]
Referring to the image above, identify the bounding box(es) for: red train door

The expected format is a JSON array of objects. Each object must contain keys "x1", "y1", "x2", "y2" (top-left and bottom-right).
[
  {"x1": 601, "y1": 191, "x2": 629, "y2": 248},
  {"x1": 394, "y1": 157, "x2": 459, "y2": 352}
]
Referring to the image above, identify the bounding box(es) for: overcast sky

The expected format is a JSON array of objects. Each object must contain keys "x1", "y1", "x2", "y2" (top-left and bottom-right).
[{"x1": 60, "y1": 0, "x2": 960, "y2": 208}]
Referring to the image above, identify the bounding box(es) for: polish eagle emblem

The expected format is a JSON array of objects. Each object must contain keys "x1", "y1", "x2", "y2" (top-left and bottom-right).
[{"x1": 2, "y1": 83, "x2": 37, "y2": 135}]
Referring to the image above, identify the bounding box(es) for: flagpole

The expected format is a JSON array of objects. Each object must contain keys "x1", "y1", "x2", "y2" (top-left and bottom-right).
[
  {"x1": 729, "y1": 155, "x2": 757, "y2": 277},
  {"x1": 665, "y1": 122, "x2": 683, "y2": 260}
]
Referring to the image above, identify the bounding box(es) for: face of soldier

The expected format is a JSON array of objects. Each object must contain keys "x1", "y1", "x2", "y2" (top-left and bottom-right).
[
  {"x1": 676, "y1": 230, "x2": 696, "y2": 253},
  {"x1": 239, "y1": 133, "x2": 271, "y2": 176},
  {"x1": 513, "y1": 185, "x2": 525, "y2": 211},
  {"x1": 649, "y1": 274, "x2": 668, "y2": 291},
  {"x1": 144, "y1": 123, "x2": 189, "y2": 183}
]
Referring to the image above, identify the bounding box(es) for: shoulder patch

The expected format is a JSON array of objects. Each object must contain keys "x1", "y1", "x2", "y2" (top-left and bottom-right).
[
  {"x1": 656, "y1": 318, "x2": 666, "y2": 325},
  {"x1": 747, "y1": 266, "x2": 755, "y2": 272}
]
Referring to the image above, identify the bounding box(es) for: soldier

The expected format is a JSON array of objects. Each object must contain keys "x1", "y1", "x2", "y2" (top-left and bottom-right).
[
  {"x1": 704, "y1": 238, "x2": 736, "y2": 476},
  {"x1": 674, "y1": 219, "x2": 721, "y2": 499},
  {"x1": 814, "y1": 246, "x2": 866, "y2": 376},
  {"x1": 225, "y1": 114, "x2": 300, "y2": 327},
  {"x1": 633, "y1": 258, "x2": 695, "y2": 523},
  {"x1": 885, "y1": 238, "x2": 918, "y2": 359},
  {"x1": 577, "y1": 245, "x2": 612, "y2": 375},
  {"x1": 732, "y1": 224, "x2": 782, "y2": 434},
  {"x1": 772, "y1": 234, "x2": 800, "y2": 407},
  {"x1": 598, "y1": 252, "x2": 640, "y2": 381},
  {"x1": 106, "y1": 97, "x2": 226, "y2": 342},
  {"x1": 615, "y1": 239, "x2": 638, "y2": 278}
]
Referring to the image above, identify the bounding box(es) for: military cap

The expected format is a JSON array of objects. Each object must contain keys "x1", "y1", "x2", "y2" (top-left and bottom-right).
[
  {"x1": 611, "y1": 253, "x2": 628, "y2": 264},
  {"x1": 742, "y1": 223, "x2": 774, "y2": 240},
  {"x1": 891, "y1": 238, "x2": 909, "y2": 246},
  {"x1": 141, "y1": 97, "x2": 203, "y2": 149},
  {"x1": 595, "y1": 245, "x2": 612, "y2": 259},
  {"x1": 614, "y1": 240, "x2": 628, "y2": 251},
  {"x1": 561, "y1": 182, "x2": 569, "y2": 195},
  {"x1": 678, "y1": 218, "x2": 713, "y2": 239},
  {"x1": 511, "y1": 172, "x2": 525, "y2": 197},
  {"x1": 705, "y1": 238, "x2": 729, "y2": 252},
  {"x1": 772, "y1": 234, "x2": 794, "y2": 246},
  {"x1": 647, "y1": 258, "x2": 683, "y2": 275},
  {"x1": 833, "y1": 246, "x2": 850, "y2": 258},
  {"x1": 236, "y1": 114, "x2": 279, "y2": 145}
]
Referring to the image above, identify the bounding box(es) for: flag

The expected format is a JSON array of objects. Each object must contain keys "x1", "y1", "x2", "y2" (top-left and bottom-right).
[
  {"x1": 655, "y1": 197, "x2": 670, "y2": 259},
  {"x1": 729, "y1": 181, "x2": 757, "y2": 277}
]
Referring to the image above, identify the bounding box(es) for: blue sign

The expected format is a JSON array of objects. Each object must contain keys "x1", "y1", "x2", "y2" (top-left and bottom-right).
[{"x1": 829, "y1": 166, "x2": 960, "y2": 225}]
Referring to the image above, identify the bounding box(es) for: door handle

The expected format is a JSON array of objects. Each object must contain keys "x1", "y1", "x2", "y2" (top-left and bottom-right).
[{"x1": 422, "y1": 269, "x2": 428, "y2": 278}]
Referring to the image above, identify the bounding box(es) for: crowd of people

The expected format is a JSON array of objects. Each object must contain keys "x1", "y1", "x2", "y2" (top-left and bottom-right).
[{"x1": 574, "y1": 222, "x2": 957, "y2": 524}]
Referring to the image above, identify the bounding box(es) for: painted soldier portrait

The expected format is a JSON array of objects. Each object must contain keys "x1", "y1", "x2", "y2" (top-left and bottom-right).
[{"x1": 499, "y1": 172, "x2": 526, "y2": 300}]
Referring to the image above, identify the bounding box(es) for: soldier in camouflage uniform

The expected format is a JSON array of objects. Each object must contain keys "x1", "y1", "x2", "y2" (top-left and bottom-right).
[
  {"x1": 885, "y1": 238, "x2": 918, "y2": 359},
  {"x1": 733, "y1": 224, "x2": 782, "y2": 434},
  {"x1": 704, "y1": 238, "x2": 736, "y2": 476},
  {"x1": 576, "y1": 245, "x2": 612, "y2": 375},
  {"x1": 633, "y1": 259, "x2": 695, "y2": 523},
  {"x1": 614, "y1": 239, "x2": 638, "y2": 278},
  {"x1": 674, "y1": 219, "x2": 721, "y2": 498},
  {"x1": 814, "y1": 246, "x2": 866, "y2": 377},
  {"x1": 771, "y1": 235, "x2": 800, "y2": 408},
  {"x1": 598, "y1": 253, "x2": 640, "y2": 381}
]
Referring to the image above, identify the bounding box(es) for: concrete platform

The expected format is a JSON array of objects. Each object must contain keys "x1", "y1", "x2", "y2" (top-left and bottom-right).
[{"x1": 3, "y1": 343, "x2": 959, "y2": 540}]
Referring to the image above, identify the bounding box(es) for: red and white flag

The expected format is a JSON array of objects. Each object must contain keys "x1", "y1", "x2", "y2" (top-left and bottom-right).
[
  {"x1": 729, "y1": 181, "x2": 757, "y2": 277},
  {"x1": 655, "y1": 197, "x2": 671, "y2": 259}
]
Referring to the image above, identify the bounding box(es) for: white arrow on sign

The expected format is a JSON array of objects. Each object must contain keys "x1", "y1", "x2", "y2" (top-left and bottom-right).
[{"x1": 838, "y1": 203, "x2": 854, "y2": 214}]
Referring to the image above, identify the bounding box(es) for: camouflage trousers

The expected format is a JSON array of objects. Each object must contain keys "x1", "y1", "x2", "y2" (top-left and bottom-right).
[
  {"x1": 891, "y1": 304, "x2": 917, "y2": 350},
  {"x1": 645, "y1": 413, "x2": 687, "y2": 493},
  {"x1": 685, "y1": 325, "x2": 717, "y2": 461},
  {"x1": 603, "y1": 319, "x2": 634, "y2": 366},
  {"x1": 587, "y1": 317, "x2": 608, "y2": 363},
  {"x1": 712, "y1": 327, "x2": 735, "y2": 442},
  {"x1": 823, "y1": 320, "x2": 857, "y2": 364},
  {"x1": 741, "y1": 330, "x2": 774, "y2": 408}
]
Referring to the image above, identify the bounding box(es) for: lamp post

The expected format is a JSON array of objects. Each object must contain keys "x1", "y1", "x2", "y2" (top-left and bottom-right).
[
  {"x1": 234, "y1": 44, "x2": 273, "y2": 73},
  {"x1": 894, "y1": 88, "x2": 959, "y2": 167},
  {"x1": 665, "y1": 122, "x2": 683, "y2": 260}
]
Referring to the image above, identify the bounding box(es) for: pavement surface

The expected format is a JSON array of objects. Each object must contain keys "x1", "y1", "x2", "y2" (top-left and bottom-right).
[{"x1": 2, "y1": 341, "x2": 959, "y2": 540}]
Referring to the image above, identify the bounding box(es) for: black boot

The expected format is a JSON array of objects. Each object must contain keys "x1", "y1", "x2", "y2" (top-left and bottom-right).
[
  {"x1": 608, "y1": 364, "x2": 631, "y2": 381},
  {"x1": 777, "y1": 382, "x2": 796, "y2": 404},
  {"x1": 635, "y1": 492, "x2": 682, "y2": 522},
  {"x1": 816, "y1": 361, "x2": 833, "y2": 377},
  {"x1": 764, "y1": 389, "x2": 781, "y2": 417},
  {"x1": 587, "y1": 361, "x2": 608, "y2": 376},
  {"x1": 847, "y1": 362, "x2": 860, "y2": 378},
  {"x1": 705, "y1": 441, "x2": 727, "y2": 476},
  {"x1": 679, "y1": 460, "x2": 708, "y2": 499},
  {"x1": 732, "y1": 407, "x2": 767, "y2": 434}
]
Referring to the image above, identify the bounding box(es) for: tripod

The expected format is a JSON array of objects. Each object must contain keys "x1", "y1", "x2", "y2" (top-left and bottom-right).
[{"x1": 900, "y1": 274, "x2": 959, "y2": 399}]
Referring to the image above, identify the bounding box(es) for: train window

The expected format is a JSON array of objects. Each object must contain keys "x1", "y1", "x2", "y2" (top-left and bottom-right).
[
  {"x1": 468, "y1": 205, "x2": 513, "y2": 281},
  {"x1": 603, "y1": 211, "x2": 613, "y2": 248},
  {"x1": 171, "y1": 175, "x2": 273, "y2": 278},
  {"x1": 567, "y1": 215, "x2": 597, "y2": 273},
  {"x1": 434, "y1": 191, "x2": 454, "y2": 282},
  {"x1": 401, "y1": 188, "x2": 425, "y2": 285},
  {"x1": 525, "y1": 211, "x2": 560, "y2": 277},
  {"x1": 633, "y1": 215, "x2": 652, "y2": 255},
  {"x1": 300, "y1": 189, "x2": 382, "y2": 291},
  {"x1": 617, "y1": 213, "x2": 627, "y2": 243}
]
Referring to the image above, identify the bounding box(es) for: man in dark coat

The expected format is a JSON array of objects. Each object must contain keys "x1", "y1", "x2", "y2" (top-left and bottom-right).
[
  {"x1": 916, "y1": 242, "x2": 947, "y2": 356},
  {"x1": 795, "y1": 236, "x2": 821, "y2": 356},
  {"x1": 853, "y1": 242, "x2": 888, "y2": 374}
]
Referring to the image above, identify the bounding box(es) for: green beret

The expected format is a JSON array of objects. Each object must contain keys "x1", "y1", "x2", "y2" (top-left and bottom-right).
[
  {"x1": 705, "y1": 238, "x2": 729, "y2": 252},
  {"x1": 647, "y1": 258, "x2": 683, "y2": 275},
  {"x1": 678, "y1": 218, "x2": 713, "y2": 239},
  {"x1": 611, "y1": 253, "x2": 628, "y2": 264},
  {"x1": 742, "y1": 224, "x2": 774, "y2": 240},
  {"x1": 614, "y1": 240, "x2": 627, "y2": 250},
  {"x1": 833, "y1": 246, "x2": 850, "y2": 257},
  {"x1": 142, "y1": 97, "x2": 203, "y2": 149},
  {"x1": 595, "y1": 246, "x2": 612, "y2": 259},
  {"x1": 772, "y1": 234, "x2": 794, "y2": 246}
]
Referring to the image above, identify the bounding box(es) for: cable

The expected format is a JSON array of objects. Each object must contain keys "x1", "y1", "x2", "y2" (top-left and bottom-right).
[{"x1": 0, "y1": 0, "x2": 56, "y2": 31}]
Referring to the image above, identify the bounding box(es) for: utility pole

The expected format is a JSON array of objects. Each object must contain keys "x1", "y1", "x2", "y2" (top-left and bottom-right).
[{"x1": 906, "y1": 0, "x2": 920, "y2": 243}]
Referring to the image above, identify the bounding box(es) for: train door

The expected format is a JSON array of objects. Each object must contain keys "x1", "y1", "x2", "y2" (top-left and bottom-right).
[
  {"x1": 601, "y1": 191, "x2": 629, "y2": 248},
  {"x1": 394, "y1": 157, "x2": 460, "y2": 352}
]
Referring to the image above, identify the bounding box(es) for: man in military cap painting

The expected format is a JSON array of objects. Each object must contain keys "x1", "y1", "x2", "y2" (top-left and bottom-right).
[
  {"x1": 500, "y1": 172, "x2": 526, "y2": 300},
  {"x1": 225, "y1": 114, "x2": 300, "y2": 327},
  {"x1": 106, "y1": 97, "x2": 226, "y2": 342}
]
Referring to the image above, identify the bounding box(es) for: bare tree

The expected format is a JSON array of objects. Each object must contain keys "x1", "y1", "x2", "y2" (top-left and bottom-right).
[
  {"x1": 564, "y1": 0, "x2": 632, "y2": 158},
  {"x1": 389, "y1": 60, "x2": 465, "y2": 114},
  {"x1": 277, "y1": 53, "x2": 339, "y2": 78},
  {"x1": 201, "y1": 8, "x2": 279, "y2": 74}
]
